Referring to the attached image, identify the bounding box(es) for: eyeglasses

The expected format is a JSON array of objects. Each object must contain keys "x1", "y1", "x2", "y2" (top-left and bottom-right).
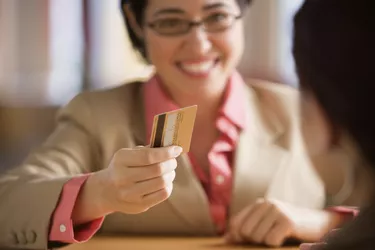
[{"x1": 147, "y1": 13, "x2": 242, "y2": 36}]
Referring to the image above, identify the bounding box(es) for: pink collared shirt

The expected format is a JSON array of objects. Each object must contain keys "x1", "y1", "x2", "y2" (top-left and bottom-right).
[
  {"x1": 143, "y1": 73, "x2": 248, "y2": 233},
  {"x1": 48, "y1": 72, "x2": 248, "y2": 243}
]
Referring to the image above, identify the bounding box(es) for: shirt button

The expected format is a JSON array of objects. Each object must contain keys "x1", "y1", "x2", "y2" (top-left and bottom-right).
[
  {"x1": 215, "y1": 175, "x2": 225, "y2": 185},
  {"x1": 59, "y1": 224, "x2": 67, "y2": 233}
]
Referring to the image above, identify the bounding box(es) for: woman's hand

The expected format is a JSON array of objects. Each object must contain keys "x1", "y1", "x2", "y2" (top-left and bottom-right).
[
  {"x1": 225, "y1": 199, "x2": 343, "y2": 247},
  {"x1": 72, "y1": 145, "x2": 183, "y2": 224}
]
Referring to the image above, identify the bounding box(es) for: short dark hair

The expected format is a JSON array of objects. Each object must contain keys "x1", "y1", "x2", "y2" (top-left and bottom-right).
[
  {"x1": 121, "y1": 0, "x2": 253, "y2": 62},
  {"x1": 293, "y1": 0, "x2": 375, "y2": 166}
]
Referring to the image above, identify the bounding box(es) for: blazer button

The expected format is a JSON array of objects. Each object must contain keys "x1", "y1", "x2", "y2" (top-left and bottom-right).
[
  {"x1": 26, "y1": 231, "x2": 37, "y2": 243},
  {"x1": 16, "y1": 233, "x2": 27, "y2": 245},
  {"x1": 7, "y1": 232, "x2": 18, "y2": 245}
]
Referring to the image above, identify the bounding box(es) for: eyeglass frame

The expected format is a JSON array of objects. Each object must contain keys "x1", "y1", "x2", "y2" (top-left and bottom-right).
[{"x1": 146, "y1": 13, "x2": 243, "y2": 36}]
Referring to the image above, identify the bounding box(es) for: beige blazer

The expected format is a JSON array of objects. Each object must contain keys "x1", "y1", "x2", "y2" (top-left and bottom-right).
[{"x1": 0, "y1": 79, "x2": 326, "y2": 249}]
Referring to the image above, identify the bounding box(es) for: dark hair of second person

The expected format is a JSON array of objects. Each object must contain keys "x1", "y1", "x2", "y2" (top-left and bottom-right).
[
  {"x1": 294, "y1": 1, "x2": 375, "y2": 249},
  {"x1": 294, "y1": 0, "x2": 375, "y2": 168}
]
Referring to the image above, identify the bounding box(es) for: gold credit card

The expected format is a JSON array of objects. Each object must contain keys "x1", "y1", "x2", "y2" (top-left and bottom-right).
[{"x1": 149, "y1": 105, "x2": 198, "y2": 153}]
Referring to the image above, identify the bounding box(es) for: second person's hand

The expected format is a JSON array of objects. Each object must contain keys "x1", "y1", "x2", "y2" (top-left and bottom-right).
[{"x1": 224, "y1": 199, "x2": 343, "y2": 247}]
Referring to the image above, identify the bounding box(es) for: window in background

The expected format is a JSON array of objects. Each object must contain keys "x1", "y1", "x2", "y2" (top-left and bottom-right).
[
  {"x1": 85, "y1": 0, "x2": 153, "y2": 90},
  {"x1": 238, "y1": 0, "x2": 304, "y2": 86},
  {"x1": 0, "y1": 0, "x2": 23, "y2": 105},
  {"x1": 0, "y1": 0, "x2": 85, "y2": 171},
  {"x1": 48, "y1": 0, "x2": 85, "y2": 105},
  {"x1": 276, "y1": 0, "x2": 304, "y2": 86},
  {"x1": 0, "y1": 0, "x2": 84, "y2": 106}
]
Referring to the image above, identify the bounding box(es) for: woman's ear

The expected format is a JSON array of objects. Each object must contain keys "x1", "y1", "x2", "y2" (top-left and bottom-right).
[{"x1": 123, "y1": 4, "x2": 144, "y2": 39}]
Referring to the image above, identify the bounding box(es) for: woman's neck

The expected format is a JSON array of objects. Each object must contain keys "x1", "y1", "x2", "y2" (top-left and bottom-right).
[{"x1": 162, "y1": 83, "x2": 226, "y2": 125}]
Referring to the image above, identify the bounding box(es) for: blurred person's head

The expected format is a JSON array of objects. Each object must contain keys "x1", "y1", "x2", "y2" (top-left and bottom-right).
[
  {"x1": 121, "y1": 0, "x2": 252, "y2": 99},
  {"x1": 293, "y1": 0, "x2": 375, "y2": 170}
]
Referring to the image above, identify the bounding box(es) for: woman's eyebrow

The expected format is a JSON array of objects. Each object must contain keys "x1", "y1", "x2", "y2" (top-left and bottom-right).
[
  {"x1": 202, "y1": 2, "x2": 230, "y2": 11},
  {"x1": 152, "y1": 2, "x2": 231, "y2": 18},
  {"x1": 153, "y1": 8, "x2": 185, "y2": 18}
]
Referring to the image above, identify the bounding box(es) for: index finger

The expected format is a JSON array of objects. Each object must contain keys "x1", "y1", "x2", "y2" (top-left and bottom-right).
[
  {"x1": 227, "y1": 203, "x2": 255, "y2": 243},
  {"x1": 115, "y1": 146, "x2": 183, "y2": 167}
]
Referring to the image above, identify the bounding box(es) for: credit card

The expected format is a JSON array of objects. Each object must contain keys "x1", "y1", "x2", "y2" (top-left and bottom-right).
[{"x1": 149, "y1": 105, "x2": 198, "y2": 153}]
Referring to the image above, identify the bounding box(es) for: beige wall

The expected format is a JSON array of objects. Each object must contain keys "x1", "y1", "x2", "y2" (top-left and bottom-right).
[
  {"x1": 0, "y1": 0, "x2": 83, "y2": 106},
  {"x1": 85, "y1": 0, "x2": 152, "y2": 89},
  {"x1": 239, "y1": 0, "x2": 303, "y2": 86}
]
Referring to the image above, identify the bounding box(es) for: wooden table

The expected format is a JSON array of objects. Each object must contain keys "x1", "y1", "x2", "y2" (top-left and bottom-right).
[{"x1": 64, "y1": 237, "x2": 300, "y2": 250}]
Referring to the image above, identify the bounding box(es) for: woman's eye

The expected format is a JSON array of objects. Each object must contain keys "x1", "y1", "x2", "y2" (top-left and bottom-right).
[
  {"x1": 156, "y1": 19, "x2": 185, "y2": 28},
  {"x1": 205, "y1": 13, "x2": 229, "y2": 23}
]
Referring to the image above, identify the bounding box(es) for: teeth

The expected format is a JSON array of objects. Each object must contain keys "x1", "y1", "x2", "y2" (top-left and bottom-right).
[{"x1": 180, "y1": 61, "x2": 214, "y2": 74}]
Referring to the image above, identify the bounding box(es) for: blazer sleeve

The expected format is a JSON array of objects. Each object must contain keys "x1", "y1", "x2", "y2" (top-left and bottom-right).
[{"x1": 0, "y1": 93, "x2": 102, "y2": 249}]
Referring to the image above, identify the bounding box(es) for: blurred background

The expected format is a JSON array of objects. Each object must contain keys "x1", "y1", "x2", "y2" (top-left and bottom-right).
[{"x1": 0, "y1": 0, "x2": 303, "y2": 172}]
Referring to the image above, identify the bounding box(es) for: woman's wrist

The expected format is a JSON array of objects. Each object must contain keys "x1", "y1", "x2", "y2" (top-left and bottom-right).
[{"x1": 71, "y1": 171, "x2": 113, "y2": 225}]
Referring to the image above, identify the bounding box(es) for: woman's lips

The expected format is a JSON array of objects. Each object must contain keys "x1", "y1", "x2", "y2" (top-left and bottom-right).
[{"x1": 176, "y1": 58, "x2": 220, "y2": 78}]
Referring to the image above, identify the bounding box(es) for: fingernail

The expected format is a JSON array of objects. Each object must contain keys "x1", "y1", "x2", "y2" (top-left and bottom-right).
[
  {"x1": 173, "y1": 146, "x2": 183, "y2": 156},
  {"x1": 300, "y1": 243, "x2": 325, "y2": 250},
  {"x1": 299, "y1": 244, "x2": 311, "y2": 250}
]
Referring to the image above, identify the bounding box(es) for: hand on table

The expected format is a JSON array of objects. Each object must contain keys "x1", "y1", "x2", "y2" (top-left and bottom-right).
[{"x1": 225, "y1": 199, "x2": 342, "y2": 247}]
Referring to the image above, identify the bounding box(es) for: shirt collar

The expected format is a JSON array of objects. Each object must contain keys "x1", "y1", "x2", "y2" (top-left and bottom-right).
[
  {"x1": 143, "y1": 76, "x2": 179, "y2": 141},
  {"x1": 219, "y1": 71, "x2": 248, "y2": 130}
]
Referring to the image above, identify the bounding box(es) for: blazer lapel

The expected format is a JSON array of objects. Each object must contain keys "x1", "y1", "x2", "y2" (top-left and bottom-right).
[
  {"x1": 167, "y1": 154, "x2": 216, "y2": 234},
  {"x1": 230, "y1": 87, "x2": 288, "y2": 216},
  {"x1": 230, "y1": 86, "x2": 325, "y2": 216}
]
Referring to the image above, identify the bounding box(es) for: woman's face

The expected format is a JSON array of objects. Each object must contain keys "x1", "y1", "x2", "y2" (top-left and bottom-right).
[
  {"x1": 142, "y1": 0, "x2": 245, "y2": 96},
  {"x1": 300, "y1": 91, "x2": 333, "y2": 156}
]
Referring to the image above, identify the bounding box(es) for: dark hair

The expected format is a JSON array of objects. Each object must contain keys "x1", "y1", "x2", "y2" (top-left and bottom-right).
[
  {"x1": 293, "y1": 0, "x2": 375, "y2": 166},
  {"x1": 120, "y1": 0, "x2": 253, "y2": 62}
]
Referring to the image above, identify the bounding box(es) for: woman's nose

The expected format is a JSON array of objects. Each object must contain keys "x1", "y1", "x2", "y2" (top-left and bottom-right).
[{"x1": 183, "y1": 27, "x2": 213, "y2": 55}]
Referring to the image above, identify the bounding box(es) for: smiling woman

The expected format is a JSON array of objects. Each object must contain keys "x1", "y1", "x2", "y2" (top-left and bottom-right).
[{"x1": 0, "y1": 0, "x2": 358, "y2": 249}]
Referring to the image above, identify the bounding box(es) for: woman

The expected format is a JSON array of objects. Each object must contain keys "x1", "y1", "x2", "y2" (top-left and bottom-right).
[
  {"x1": 293, "y1": 0, "x2": 375, "y2": 249},
  {"x1": 0, "y1": 0, "x2": 355, "y2": 249}
]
